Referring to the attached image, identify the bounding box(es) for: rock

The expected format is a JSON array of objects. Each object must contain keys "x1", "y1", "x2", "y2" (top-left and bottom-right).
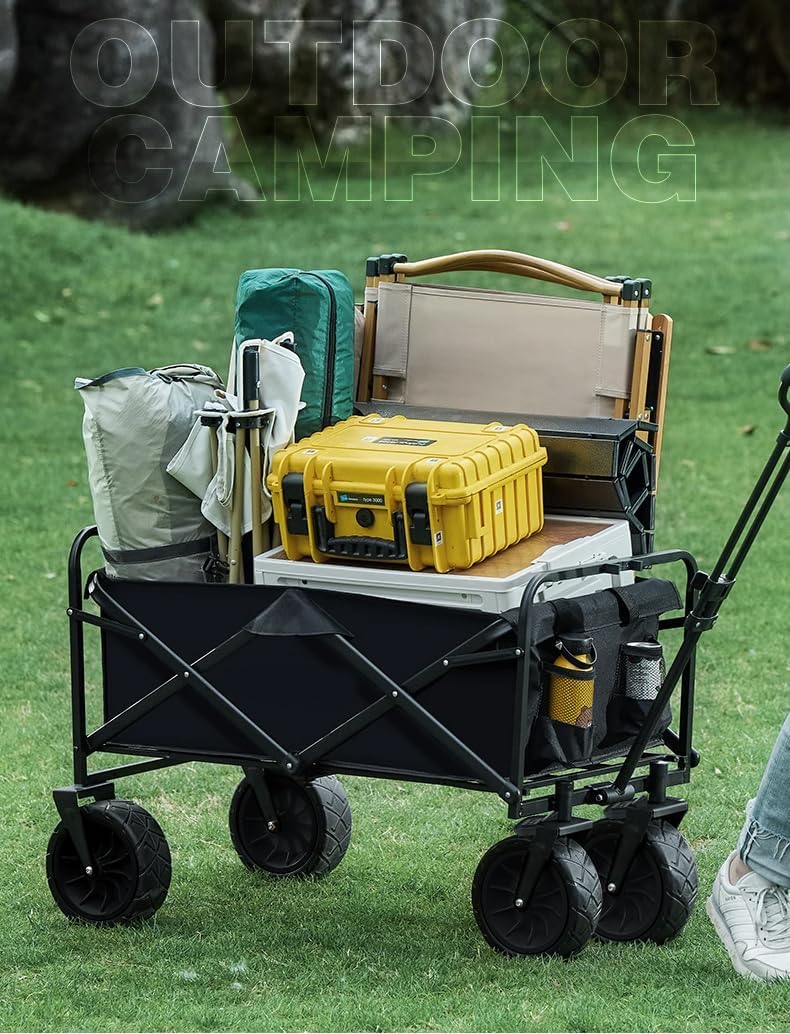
[
  {"x1": 216, "y1": 0, "x2": 506, "y2": 137},
  {"x1": 0, "y1": 0, "x2": 17, "y2": 98},
  {"x1": 207, "y1": 0, "x2": 305, "y2": 110},
  {"x1": 0, "y1": 0, "x2": 242, "y2": 228},
  {"x1": 0, "y1": 0, "x2": 504, "y2": 227},
  {"x1": 406, "y1": 1, "x2": 507, "y2": 119}
]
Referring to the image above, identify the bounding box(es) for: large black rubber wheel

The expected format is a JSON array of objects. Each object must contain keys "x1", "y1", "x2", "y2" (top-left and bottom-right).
[
  {"x1": 472, "y1": 835, "x2": 602, "y2": 957},
  {"x1": 229, "y1": 773, "x2": 351, "y2": 878},
  {"x1": 585, "y1": 819, "x2": 697, "y2": 943},
  {"x1": 46, "y1": 799, "x2": 171, "y2": 925}
]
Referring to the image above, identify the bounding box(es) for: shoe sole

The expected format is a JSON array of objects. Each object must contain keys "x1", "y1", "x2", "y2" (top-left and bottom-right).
[{"x1": 706, "y1": 896, "x2": 765, "y2": 982}]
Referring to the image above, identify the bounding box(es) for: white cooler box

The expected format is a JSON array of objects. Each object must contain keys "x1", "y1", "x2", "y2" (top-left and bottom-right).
[{"x1": 254, "y1": 516, "x2": 633, "y2": 615}]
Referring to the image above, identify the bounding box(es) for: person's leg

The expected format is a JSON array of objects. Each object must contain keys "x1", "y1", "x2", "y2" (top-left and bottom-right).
[
  {"x1": 707, "y1": 714, "x2": 790, "y2": 982},
  {"x1": 735, "y1": 713, "x2": 790, "y2": 887}
]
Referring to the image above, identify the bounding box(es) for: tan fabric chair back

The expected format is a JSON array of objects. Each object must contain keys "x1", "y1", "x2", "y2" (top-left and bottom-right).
[{"x1": 373, "y1": 281, "x2": 642, "y2": 418}]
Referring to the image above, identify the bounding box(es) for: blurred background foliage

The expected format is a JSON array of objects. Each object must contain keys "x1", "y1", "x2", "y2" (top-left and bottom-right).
[{"x1": 502, "y1": 0, "x2": 790, "y2": 111}]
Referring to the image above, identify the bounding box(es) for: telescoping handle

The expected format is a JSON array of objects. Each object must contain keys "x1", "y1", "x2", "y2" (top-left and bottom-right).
[
  {"x1": 391, "y1": 250, "x2": 623, "y2": 299},
  {"x1": 709, "y1": 363, "x2": 790, "y2": 584},
  {"x1": 609, "y1": 365, "x2": 790, "y2": 796}
]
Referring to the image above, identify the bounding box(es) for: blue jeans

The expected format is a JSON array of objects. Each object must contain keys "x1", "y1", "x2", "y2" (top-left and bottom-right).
[{"x1": 737, "y1": 713, "x2": 790, "y2": 888}]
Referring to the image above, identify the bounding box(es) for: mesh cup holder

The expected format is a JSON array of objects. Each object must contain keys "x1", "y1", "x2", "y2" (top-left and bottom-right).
[
  {"x1": 602, "y1": 640, "x2": 670, "y2": 748},
  {"x1": 526, "y1": 652, "x2": 596, "y2": 772},
  {"x1": 547, "y1": 664, "x2": 595, "y2": 728},
  {"x1": 621, "y1": 641, "x2": 665, "y2": 701}
]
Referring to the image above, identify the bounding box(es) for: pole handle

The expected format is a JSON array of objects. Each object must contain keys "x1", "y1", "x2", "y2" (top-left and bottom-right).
[{"x1": 242, "y1": 345, "x2": 261, "y2": 409}]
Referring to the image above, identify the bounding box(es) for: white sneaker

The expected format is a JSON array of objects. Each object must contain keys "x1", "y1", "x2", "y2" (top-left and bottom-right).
[{"x1": 706, "y1": 851, "x2": 790, "y2": 981}]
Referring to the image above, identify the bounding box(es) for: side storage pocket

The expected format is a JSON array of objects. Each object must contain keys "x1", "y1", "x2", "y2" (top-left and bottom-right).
[
  {"x1": 526, "y1": 658, "x2": 595, "y2": 772},
  {"x1": 528, "y1": 715, "x2": 594, "y2": 771},
  {"x1": 600, "y1": 640, "x2": 671, "y2": 749},
  {"x1": 603, "y1": 695, "x2": 669, "y2": 743}
]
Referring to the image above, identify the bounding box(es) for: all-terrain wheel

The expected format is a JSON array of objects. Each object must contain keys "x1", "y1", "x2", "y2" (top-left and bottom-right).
[
  {"x1": 46, "y1": 799, "x2": 171, "y2": 925},
  {"x1": 229, "y1": 773, "x2": 351, "y2": 878},
  {"x1": 472, "y1": 835, "x2": 602, "y2": 957},
  {"x1": 584, "y1": 818, "x2": 697, "y2": 943}
]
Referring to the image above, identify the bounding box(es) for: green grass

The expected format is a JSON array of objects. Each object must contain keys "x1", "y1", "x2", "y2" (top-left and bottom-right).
[{"x1": 0, "y1": 109, "x2": 789, "y2": 1032}]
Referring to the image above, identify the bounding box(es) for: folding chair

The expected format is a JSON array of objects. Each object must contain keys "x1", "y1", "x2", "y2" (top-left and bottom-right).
[{"x1": 357, "y1": 249, "x2": 672, "y2": 472}]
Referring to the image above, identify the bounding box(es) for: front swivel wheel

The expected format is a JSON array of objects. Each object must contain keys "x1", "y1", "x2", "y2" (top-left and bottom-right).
[
  {"x1": 46, "y1": 799, "x2": 171, "y2": 925},
  {"x1": 585, "y1": 818, "x2": 697, "y2": 943},
  {"x1": 472, "y1": 835, "x2": 602, "y2": 957}
]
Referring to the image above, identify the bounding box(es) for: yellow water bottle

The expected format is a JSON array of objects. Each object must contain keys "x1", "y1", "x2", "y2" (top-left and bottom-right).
[{"x1": 549, "y1": 635, "x2": 596, "y2": 728}]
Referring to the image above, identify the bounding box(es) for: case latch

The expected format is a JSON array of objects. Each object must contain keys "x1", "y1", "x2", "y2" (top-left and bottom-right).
[
  {"x1": 282, "y1": 474, "x2": 309, "y2": 535},
  {"x1": 405, "y1": 483, "x2": 432, "y2": 546}
]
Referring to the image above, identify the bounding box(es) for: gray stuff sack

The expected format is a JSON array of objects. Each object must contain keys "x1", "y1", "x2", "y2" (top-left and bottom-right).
[{"x1": 76, "y1": 364, "x2": 224, "y2": 581}]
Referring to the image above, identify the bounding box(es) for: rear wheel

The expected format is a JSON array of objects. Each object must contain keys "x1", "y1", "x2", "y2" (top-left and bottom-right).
[
  {"x1": 585, "y1": 818, "x2": 697, "y2": 943},
  {"x1": 472, "y1": 835, "x2": 602, "y2": 957},
  {"x1": 46, "y1": 799, "x2": 171, "y2": 925},
  {"x1": 229, "y1": 773, "x2": 351, "y2": 878}
]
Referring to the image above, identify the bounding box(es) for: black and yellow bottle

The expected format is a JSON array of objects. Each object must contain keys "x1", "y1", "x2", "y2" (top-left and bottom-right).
[{"x1": 548, "y1": 636, "x2": 596, "y2": 728}]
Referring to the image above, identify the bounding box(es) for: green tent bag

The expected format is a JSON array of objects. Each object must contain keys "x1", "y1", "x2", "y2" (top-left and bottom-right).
[{"x1": 235, "y1": 268, "x2": 355, "y2": 440}]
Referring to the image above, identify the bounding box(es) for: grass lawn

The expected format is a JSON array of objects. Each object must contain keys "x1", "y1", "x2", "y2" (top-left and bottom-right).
[{"x1": 0, "y1": 110, "x2": 788, "y2": 1033}]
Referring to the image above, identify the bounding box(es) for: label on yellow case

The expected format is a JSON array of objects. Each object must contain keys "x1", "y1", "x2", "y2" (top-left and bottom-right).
[
  {"x1": 371, "y1": 436, "x2": 437, "y2": 447},
  {"x1": 338, "y1": 492, "x2": 385, "y2": 506}
]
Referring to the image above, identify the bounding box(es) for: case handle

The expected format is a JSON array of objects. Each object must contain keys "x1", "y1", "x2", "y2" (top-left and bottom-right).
[
  {"x1": 312, "y1": 506, "x2": 409, "y2": 561},
  {"x1": 392, "y1": 250, "x2": 623, "y2": 299}
]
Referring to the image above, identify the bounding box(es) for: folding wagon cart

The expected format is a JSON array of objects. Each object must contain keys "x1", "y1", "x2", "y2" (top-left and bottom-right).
[{"x1": 46, "y1": 363, "x2": 790, "y2": 956}]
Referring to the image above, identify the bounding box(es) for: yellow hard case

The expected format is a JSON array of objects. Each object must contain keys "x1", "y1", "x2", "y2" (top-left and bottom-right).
[{"x1": 268, "y1": 415, "x2": 547, "y2": 573}]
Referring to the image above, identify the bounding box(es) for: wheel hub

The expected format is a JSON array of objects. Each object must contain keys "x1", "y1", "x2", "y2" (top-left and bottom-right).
[
  {"x1": 51, "y1": 822, "x2": 138, "y2": 920},
  {"x1": 478, "y1": 842, "x2": 569, "y2": 955},
  {"x1": 235, "y1": 776, "x2": 321, "y2": 875},
  {"x1": 586, "y1": 823, "x2": 664, "y2": 941}
]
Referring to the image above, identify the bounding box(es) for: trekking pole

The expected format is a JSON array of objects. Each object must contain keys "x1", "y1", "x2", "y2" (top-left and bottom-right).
[
  {"x1": 227, "y1": 352, "x2": 256, "y2": 586},
  {"x1": 207, "y1": 429, "x2": 229, "y2": 566},
  {"x1": 228, "y1": 416, "x2": 246, "y2": 584},
  {"x1": 199, "y1": 406, "x2": 229, "y2": 569},
  {"x1": 243, "y1": 345, "x2": 266, "y2": 558},
  {"x1": 605, "y1": 365, "x2": 790, "y2": 798}
]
